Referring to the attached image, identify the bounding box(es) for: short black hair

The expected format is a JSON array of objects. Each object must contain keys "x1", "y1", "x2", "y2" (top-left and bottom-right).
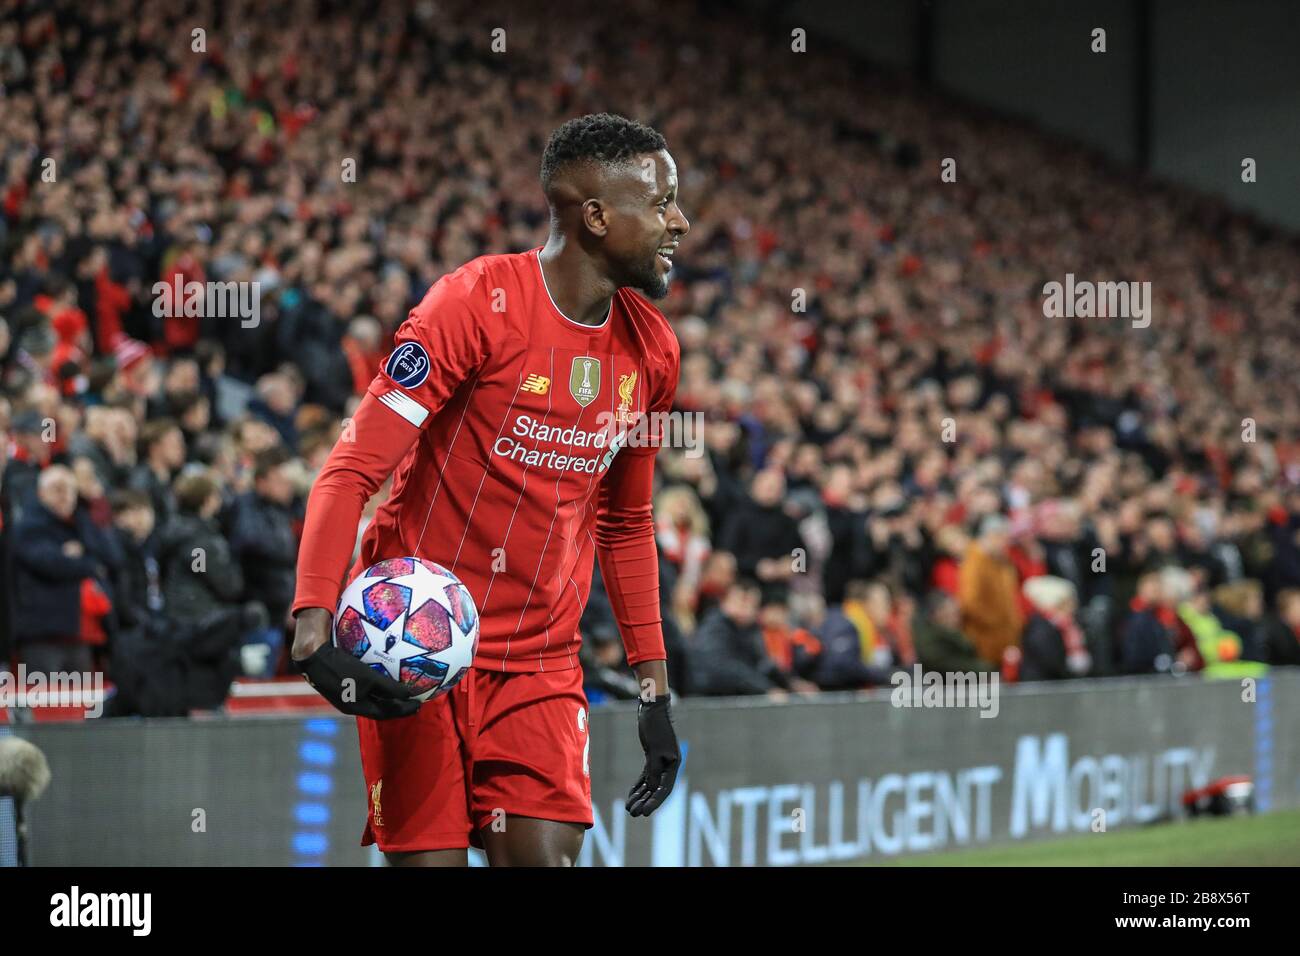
[
  {"x1": 139, "y1": 417, "x2": 180, "y2": 454},
  {"x1": 540, "y1": 113, "x2": 667, "y2": 193},
  {"x1": 110, "y1": 489, "x2": 153, "y2": 515},
  {"x1": 922, "y1": 589, "x2": 956, "y2": 618},
  {"x1": 253, "y1": 445, "x2": 291, "y2": 481}
]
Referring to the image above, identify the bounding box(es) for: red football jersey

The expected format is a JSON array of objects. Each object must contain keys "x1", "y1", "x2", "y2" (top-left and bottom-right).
[{"x1": 293, "y1": 248, "x2": 679, "y2": 672}]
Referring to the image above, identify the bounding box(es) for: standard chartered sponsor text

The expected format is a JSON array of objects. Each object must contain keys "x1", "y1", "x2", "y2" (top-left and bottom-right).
[{"x1": 493, "y1": 411, "x2": 703, "y2": 473}]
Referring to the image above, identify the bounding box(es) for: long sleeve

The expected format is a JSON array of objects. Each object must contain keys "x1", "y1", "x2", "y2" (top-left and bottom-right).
[
  {"x1": 201, "y1": 528, "x2": 246, "y2": 603},
  {"x1": 1021, "y1": 616, "x2": 1068, "y2": 681},
  {"x1": 292, "y1": 388, "x2": 420, "y2": 614},
  {"x1": 593, "y1": 330, "x2": 679, "y2": 667},
  {"x1": 719, "y1": 509, "x2": 756, "y2": 574},
  {"x1": 292, "y1": 269, "x2": 491, "y2": 616},
  {"x1": 14, "y1": 528, "x2": 100, "y2": 582},
  {"x1": 594, "y1": 450, "x2": 666, "y2": 666},
  {"x1": 958, "y1": 547, "x2": 994, "y2": 627},
  {"x1": 690, "y1": 613, "x2": 776, "y2": 695}
]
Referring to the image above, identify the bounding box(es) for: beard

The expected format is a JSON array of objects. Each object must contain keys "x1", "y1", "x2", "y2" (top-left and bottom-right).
[{"x1": 624, "y1": 254, "x2": 671, "y2": 300}]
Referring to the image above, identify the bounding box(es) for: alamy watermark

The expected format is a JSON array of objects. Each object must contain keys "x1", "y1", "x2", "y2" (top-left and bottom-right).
[
  {"x1": 50, "y1": 886, "x2": 151, "y2": 936},
  {"x1": 1042, "y1": 273, "x2": 1151, "y2": 328},
  {"x1": 492, "y1": 409, "x2": 706, "y2": 476},
  {"x1": 597, "y1": 408, "x2": 705, "y2": 458},
  {"x1": 0, "y1": 665, "x2": 105, "y2": 718},
  {"x1": 889, "y1": 665, "x2": 1000, "y2": 719},
  {"x1": 152, "y1": 278, "x2": 261, "y2": 328}
]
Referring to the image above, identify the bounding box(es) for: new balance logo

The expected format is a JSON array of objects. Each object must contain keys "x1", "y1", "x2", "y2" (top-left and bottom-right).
[
  {"x1": 377, "y1": 390, "x2": 430, "y2": 427},
  {"x1": 521, "y1": 373, "x2": 550, "y2": 395}
]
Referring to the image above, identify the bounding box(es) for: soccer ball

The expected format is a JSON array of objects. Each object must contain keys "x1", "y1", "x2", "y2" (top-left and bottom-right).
[{"x1": 333, "y1": 557, "x2": 479, "y2": 702}]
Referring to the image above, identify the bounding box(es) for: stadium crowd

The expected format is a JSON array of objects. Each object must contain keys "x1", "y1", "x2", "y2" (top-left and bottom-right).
[{"x1": 2, "y1": 0, "x2": 1299, "y2": 714}]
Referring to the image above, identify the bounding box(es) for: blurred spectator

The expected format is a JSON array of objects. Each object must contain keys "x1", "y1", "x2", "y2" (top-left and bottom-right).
[
  {"x1": 2, "y1": 408, "x2": 50, "y2": 521},
  {"x1": 719, "y1": 468, "x2": 804, "y2": 600},
  {"x1": 1265, "y1": 496, "x2": 1300, "y2": 595},
  {"x1": 913, "y1": 590, "x2": 993, "y2": 674},
  {"x1": 67, "y1": 406, "x2": 136, "y2": 491},
  {"x1": 229, "y1": 446, "x2": 299, "y2": 675},
  {"x1": 1020, "y1": 575, "x2": 1090, "y2": 682},
  {"x1": 1211, "y1": 579, "x2": 1268, "y2": 662},
  {"x1": 839, "y1": 580, "x2": 876, "y2": 663},
  {"x1": 148, "y1": 356, "x2": 203, "y2": 420},
  {"x1": 758, "y1": 596, "x2": 821, "y2": 694},
  {"x1": 341, "y1": 317, "x2": 385, "y2": 398},
  {"x1": 929, "y1": 525, "x2": 968, "y2": 597},
  {"x1": 579, "y1": 559, "x2": 680, "y2": 699},
  {"x1": 48, "y1": 296, "x2": 91, "y2": 398},
  {"x1": 108, "y1": 477, "x2": 264, "y2": 713},
  {"x1": 810, "y1": 588, "x2": 890, "y2": 690},
  {"x1": 1119, "y1": 571, "x2": 1182, "y2": 675},
  {"x1": 689, "y1": 578, "x2": 792, "y2": 698},
  {"x1": 958, "y1": 515, "x2": 1025, "y2": 668},
  {"x1": 578, "y1": 628, "x2": 643, "y2": 703},
  {"x1": 693, "y1": 550, "x2": 738, "y2": 623},
  {"x1": 194, "y1": 341, "x2": 253, "y2": 427},
  {"x1": 231, "y1": 446, "x2": 299, "y2": 629},
  {"x1": 158, "y1": 469, "x2": 244, "y2": 622},
  {"x1": 109, "y1": 489, "x2": 161, "y2": 631},
  {"x1": 174, "y1": 391, "x2": 213, "y2": 448},
  {"x1": 862, "y1": 491, "x2": 930, "y2": 596},
  {"x1": 1037, "y1": 499, "x2": 1100, "y2": 603},
  {"x1": 867, "y1": 579, "x2": 917, "y2": 668},
  {"x1": 655, "y1": 485, "x2": 712, "y2": 630},
  {"x1": 1262, "y1": 589, "x2": 1300, "y2": 666},
  {"x1": 105, "y1": 338, "x2": 158, "y2": 420},
  {"x1": 820, "y1": 461, "x2": 867, "y2": 604},
  {"x1": 1174, "y1": 572, "x2": 1268, "y2": 680},
  {"x1": 128, "y1": 418, "x2": 185, "y2": 523},
  {"x1": 247, "y1": 371, "x2": 303, "y2": 449},
  {"x1": 11, "y1": 465, "x2": 118, "y2": 673}
]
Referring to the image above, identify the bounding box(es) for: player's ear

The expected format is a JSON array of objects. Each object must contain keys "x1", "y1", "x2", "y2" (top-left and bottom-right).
[{"x1": 582, "y1": 198, "x2": 609, "y2": 237}]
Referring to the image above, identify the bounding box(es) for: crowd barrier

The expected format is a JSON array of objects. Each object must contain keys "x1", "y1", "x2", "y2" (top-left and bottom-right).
[{"x1": 3, "y1": 671, "x2": 1294, "y2": 866}]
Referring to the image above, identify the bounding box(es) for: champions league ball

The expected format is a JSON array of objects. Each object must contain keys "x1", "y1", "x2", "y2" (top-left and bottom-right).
[{"x1": 333, "y1": 557, "x2": 480, "y2": 702}]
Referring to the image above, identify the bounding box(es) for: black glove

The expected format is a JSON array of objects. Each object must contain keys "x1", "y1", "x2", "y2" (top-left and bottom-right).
[
  {"x1": 294, "y1": 643, "x2": 421, "y2": 720},
  {"x1": 626, "y1": 692, "x2": 681, "y2": 816}
]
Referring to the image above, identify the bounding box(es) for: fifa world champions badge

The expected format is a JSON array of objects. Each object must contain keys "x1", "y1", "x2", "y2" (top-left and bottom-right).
[{"x1": 569, "y1": 355, "x2": 600, "y2": 407}]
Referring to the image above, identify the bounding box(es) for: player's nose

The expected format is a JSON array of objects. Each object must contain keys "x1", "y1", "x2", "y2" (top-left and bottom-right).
[{"x1": 669, "y1": 205, "x2": 690, "y2": 238}]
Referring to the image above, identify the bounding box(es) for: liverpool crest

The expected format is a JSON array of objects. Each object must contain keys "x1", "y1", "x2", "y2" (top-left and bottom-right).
[
  {"x1": 371, "y1": 779, "x2": 384, "y2": 828},
  {"x1": 616, "y1": 370, "x2": 638, "y2": 425}
]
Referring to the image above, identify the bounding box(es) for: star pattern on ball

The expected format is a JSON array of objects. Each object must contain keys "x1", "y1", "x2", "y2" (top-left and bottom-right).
[
  {"x1": 349, "y1": 564, "x2": 399, "y2": 597},
  {"x1": 357, "y1": 608, "x2": 431, "y2": 681},
  {"x1": 385, "y1": 560, "x2": 461, "y2": 619}
]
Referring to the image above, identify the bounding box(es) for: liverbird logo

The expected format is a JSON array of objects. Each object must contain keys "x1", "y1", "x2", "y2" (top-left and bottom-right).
[
  {"x1": 616, "y1": 370, "x2": 638, "y2": 426},
  {"x1": 370, "y1": 779, "x2": 384, "y2": 828}
]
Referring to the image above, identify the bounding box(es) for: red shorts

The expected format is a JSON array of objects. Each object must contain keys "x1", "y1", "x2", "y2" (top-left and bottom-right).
[{"x1": 357, "y1": 665, "x2": 593, "y2": 852}]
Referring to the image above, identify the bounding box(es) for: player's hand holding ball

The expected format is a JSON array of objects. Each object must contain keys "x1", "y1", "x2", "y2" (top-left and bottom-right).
[
  {"x1": 292, "y1": 625, "x2": 420, "y2": 720},
  {"x1": 294, "y1": 557, "x2": 481, "y2": 720}
]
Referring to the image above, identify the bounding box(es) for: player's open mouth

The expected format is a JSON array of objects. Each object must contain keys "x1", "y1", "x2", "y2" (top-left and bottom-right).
[{"x1": 657, "y1": 245, "x2": 676, "y2": 269}]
